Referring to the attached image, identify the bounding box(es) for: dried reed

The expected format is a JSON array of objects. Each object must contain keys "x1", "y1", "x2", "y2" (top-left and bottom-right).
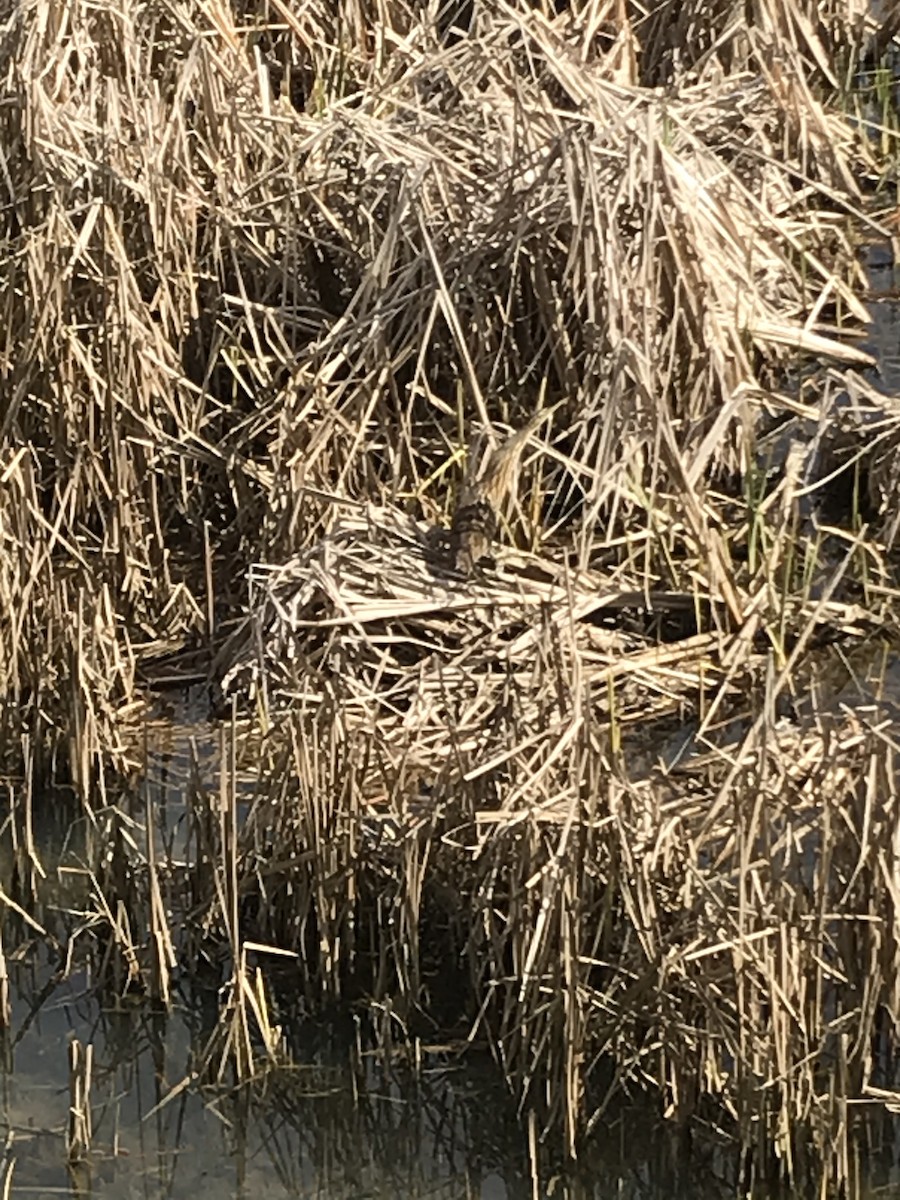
[{"x1": 0, "y1": 0, "x2": 898, "y2": 1187}]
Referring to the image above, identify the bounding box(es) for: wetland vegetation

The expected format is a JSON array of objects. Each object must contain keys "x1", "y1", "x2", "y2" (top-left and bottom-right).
[{"x1": 1, "y1": 0, "x2": 900, "y2": 1194}]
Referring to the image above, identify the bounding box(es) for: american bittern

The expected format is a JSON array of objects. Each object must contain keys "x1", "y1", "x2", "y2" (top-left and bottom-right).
[{"x1": 449, "y1": 407, "x2": 556, "y2": 575}]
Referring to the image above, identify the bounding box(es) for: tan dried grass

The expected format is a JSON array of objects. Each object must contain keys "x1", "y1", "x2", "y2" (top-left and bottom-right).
[{"x1": 0, "y1": 0, "x2": 898, "y2": 1183}]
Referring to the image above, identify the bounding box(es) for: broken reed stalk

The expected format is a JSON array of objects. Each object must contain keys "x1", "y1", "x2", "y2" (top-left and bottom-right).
[
  {"x1": 145, "y1": 790, "x2": 176, "y2": 1011},
  {"x1": 0, "y1": 1151, "x2": 13, "y2": 1200},
  {"x1": 0, "y1": 931, "x2": 8, "y2": 1033},
  {"x1": 209, "y1": 712, "x2": 252, "y2": 1081},
  {"x1": 67, "y1": 1039, "x2": 93, "y2": 1164}
]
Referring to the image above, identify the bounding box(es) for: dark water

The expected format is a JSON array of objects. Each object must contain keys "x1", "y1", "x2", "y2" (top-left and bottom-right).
[
  {"x1": 0, "y1": 798, "x2": 532, "y2": 1200},
  {"x1": 864, "y1": 242, "x2": 900, "y2": 392},
  {"x1": 1, "y1": 968, "x2": 522, "y2": 1197},
  {"x1": 0, "y1": 936, "x2": 706, "y2": 1199}
]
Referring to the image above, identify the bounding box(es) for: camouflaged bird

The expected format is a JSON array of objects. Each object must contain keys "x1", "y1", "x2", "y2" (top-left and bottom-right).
[{"x1": 444, "y1": 408, "x2": 555, "y2": 576}]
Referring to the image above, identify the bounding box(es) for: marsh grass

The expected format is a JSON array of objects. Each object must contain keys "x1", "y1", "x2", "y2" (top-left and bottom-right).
[{"x1": 1, "y1": 0, "x2": 900, "y2": 1188}]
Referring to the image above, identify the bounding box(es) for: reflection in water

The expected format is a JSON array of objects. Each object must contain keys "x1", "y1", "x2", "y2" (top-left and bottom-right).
[
  {"x1": 6, "y1": 910, "x2": 900, "y2": 1199},
  {"x1": 0, "y1": 947, "x2": 746, "y2": 1200},
  {"x1": 0, "y1": 951, "x2": 528, "y2": 1198}
]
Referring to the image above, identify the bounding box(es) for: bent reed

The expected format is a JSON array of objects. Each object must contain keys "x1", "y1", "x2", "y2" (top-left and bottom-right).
[{"x1": 1, "y1": 0, "x2": 900, "y2": 1188}]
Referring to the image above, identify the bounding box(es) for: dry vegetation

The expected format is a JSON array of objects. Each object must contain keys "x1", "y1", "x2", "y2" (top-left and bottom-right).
[{"x1": 1, "y1": 0, "x2": 900, "y2": 1189}]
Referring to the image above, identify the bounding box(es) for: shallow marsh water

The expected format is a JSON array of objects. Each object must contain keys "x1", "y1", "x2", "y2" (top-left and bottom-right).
[
  {"x1": 0, "y1": 938, "x2": 705, "y2": 1199},
  {"x1": 6, "y1": 943, "x2": 900, "y2": 1200},
  {"x1": 0, "y1": 817, "x2": 530, "y2": 1198}
]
